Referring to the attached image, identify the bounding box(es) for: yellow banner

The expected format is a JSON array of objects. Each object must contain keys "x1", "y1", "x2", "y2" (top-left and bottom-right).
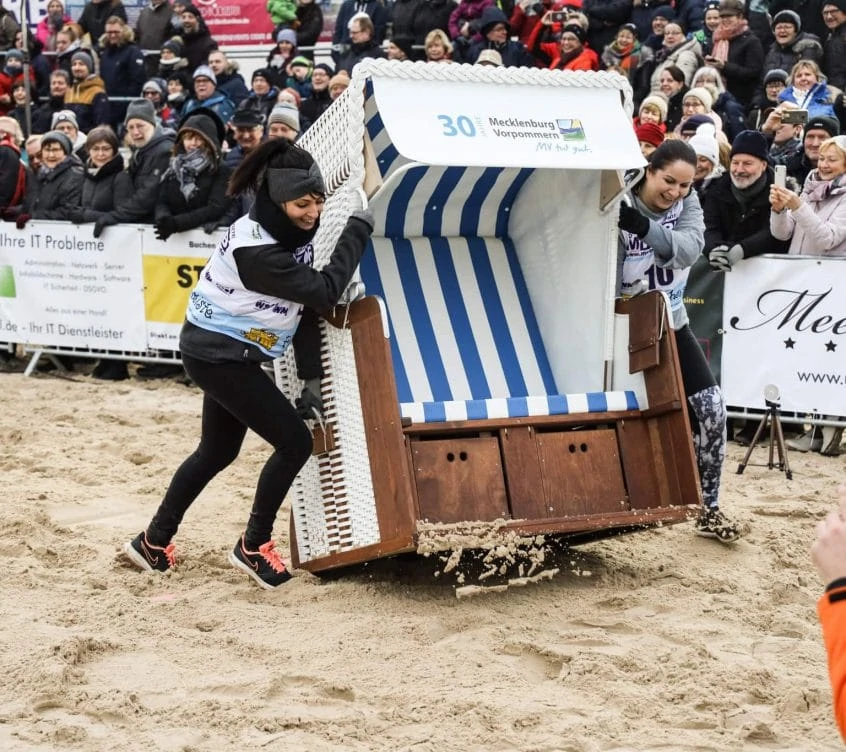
[{"x1": 142, "y1": 254, "x2": 209, "y2": 324}]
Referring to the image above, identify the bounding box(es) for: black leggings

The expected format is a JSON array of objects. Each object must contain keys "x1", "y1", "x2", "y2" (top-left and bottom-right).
[{"x1": 147, "y1": 354, "x2": 313, "y2": 549}]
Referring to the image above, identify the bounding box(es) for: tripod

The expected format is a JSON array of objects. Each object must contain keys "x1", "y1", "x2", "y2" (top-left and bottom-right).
[{"x1": 736, "y1": 396, "x2": 792, "y2": 480}]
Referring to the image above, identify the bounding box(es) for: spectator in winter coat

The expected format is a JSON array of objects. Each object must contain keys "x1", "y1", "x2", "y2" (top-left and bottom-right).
[
  {"x1": 424, "y1": 28, "x2": 454, "y2": 61},
  {"x1": 13, "y1": 30, "x2": 51, "y2": 100},
  {"x1": 54, "y1": 23, "x2": 97, "y2": 79},
  {"x1": 762, "y1": 10, "x2": 824, "y2": 77},
  {"x1": 32, "y1": 70, "x2": 70, "y2": 134},
  {"x1": 635, "y1": 120, "x2": 665, "y2": 158},
  {"x1": 64, "y1": 50, "x2": 110, "y2": 132},
  {"x1": 300, "y1": 63, "x2": 333, "y2": 127},
  {"x1": 784, "y1": 114, "x2": 840, "y2": 187},
  {"x1": 656, "y1": 64, "x2": 687, "y2": 130},
  {"x1": 705, "y1": 0, "x2": 764, "y2": 107},
  {"x1": 51, "y1": 109, "x2": 87, "y2": 159},
  {"x1": 182, "y1": 65, "x2": 236, "y2": 126},
  {"x1": 0, "y1": 115, "x2": 25, "y2": 215},
  {"x1": 449, "y1": 0, "x2": 495, "y2": 52},
  {"x1": 336, "y1": 13, "x2": 387, "y2": 74},
  {"x1": 0, "y1": 3, "x2": 19, "y2": 52},
  {"x1": 747, "y1": 67, "x2": 788, "y2": 127},
  {"x1": 158, "y1": 36, "x2": 191, "y2": 87},
  {"x1": 267, "y1": 28, "x2": 297, "y2": 87},
  {"x1": 99, "y1": 17, "x2": 146, "y2": 128},
  {"x1": 688, "y1": 122, "x2": 724, "y2": 199},
  {"x1": 224, "y1": 107, "x2": 264, "y2": 170},
  {"x1": 648, "y1": 22, "x2": 702, "y2": 96},
  {"x1": 27, "y1": 130, "x2": 83, "y2": 220},
  {"x1": 154, "y1": 109, "x2": 234, "y2": 239},
  {"x1": 693, "y1": 0, "x2": 721, "y2": 54},
  {"x1": 823, "y1": 1, "x2": 846, "y2": 91},
  {"x1": 636, "y1": 94, "x2": 668, "y2": 132},
  {"x1": 141, "y1": 78, "x2": 173, "y2": 124},
  {"x1": 0, "y1": 49, "x2": 34, "y2": 116},
  {"x1": 207, "y1": 50, "x2": 249, "y2": 107},
  {"x1": 267, "y1": 103, "x2": 300, "y2": 141},
  {"x1": 286, "y1": 56, "x2": 313, "y2": 99},
  {"x1": 240, "y1": 68, "x2": 280, "y2": 121},
  {"x1": 676, "y1": 87, "x2": 726, "y2": 140},
  {"x1": 135, "y1": 0, "x2": 173, "y2": 73},
  {"x1": 164, "y1": 73, "x2": 187, "y2": 126},
  {"x1": 530, "y1": 17, "x2": 599, "y2": 70},
  {"x1": 413, "y1": 0, "x2": 457, "y2": 48},
  {"x1": 294, "y1": 0, "x2": 324, "y2": 53},
  {"x1": 778, "y1": 59, "x2": 837, "y2": 119},
  {"x1": 705, "y1": 130, "x2": 789, "y2": 270},
  {"x1": 771, "y1": 135, "x2": 846, "y2": 255},
  {"x1": 691, "y1": 66, "x2": 747, "y2": 141},
  {"x1": 391, "y1": 0, "x2": 425, "y2": 45},
  {"x1": 582, "y1": 0, "x2": 633, "y2": 56},
  {"x1": 333, "y1": 0, "x2": 389, "y2": 47},
  {"x1": 760, "y1": 102, "x2": 805, "y2": 164},
  {"x1": 510, "y1": 0, "x2": 551, "y2": 47},
  {"x1": 602, "y1": 23, "x2": 653, "y2": 87},
  {"x1": 178, "y1": 4, "x2": 217, "y2": 70},
  {"x1": 468, "y1": 7, "x2": 534, "y2": 66},
  {"x1": 36, "y1": 0, "x2": 73, "y2": 52},
  {"x1": 77, "y1": 0, "x2": 127, "y2": 52},
  {"x1": 769, "y1": 0, "x2": 828, "y2": 41}
]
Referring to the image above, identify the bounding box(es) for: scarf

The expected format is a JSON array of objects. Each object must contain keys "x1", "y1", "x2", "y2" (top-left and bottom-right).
[
  {"x1": 166, "y1": 148, "x2": 211, "y2": 202},
  {"x1": 555, "y1": 46, "x2": 583, "y2": 70},
  {"x1": 252, "y1": 184, "x2": 320, "y2": 251},
  {"x1": 730, "y1": 171, "x2": 768, "y2": 213},
  {"x1": 802, "y1": 173, "x2": 846, "y2": 203},
  {"x1": 39, "y1": 157, "x2": 69, "y2": 180},
  {"x1": 711, "y1": 19, "x2": 748, "y2": 63},
  {"x1": 608, "y1": 40, "x2": 637, "y2": 71}
]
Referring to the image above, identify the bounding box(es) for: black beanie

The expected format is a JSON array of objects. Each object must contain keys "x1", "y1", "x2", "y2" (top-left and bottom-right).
[
  {"x1": 562, "y1": 23, "x2": 586, "y2": 42},
  {"x1": 730, "y1": 130, "x2": 769, "y2": 161},
  {"x1": 805, "y1": 116, "x2": 841, "y2": 138},
  {"x1": 390, "y1": 36, "x2": 415, "y2": 59}
]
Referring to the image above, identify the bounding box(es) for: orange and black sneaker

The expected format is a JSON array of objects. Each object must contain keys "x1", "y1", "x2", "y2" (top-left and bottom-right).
[
  {"x1": 124, "y1": 531, "x2": 177, "y2": 572},
  {"x1": 228, "y1": 535, "x2": 292, "y2": 589}
]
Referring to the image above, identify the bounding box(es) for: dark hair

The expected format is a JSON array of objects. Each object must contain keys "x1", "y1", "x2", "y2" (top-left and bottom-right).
[
  {"x1": 227, "y1": 137, "x2": 315, "y2": 197},
  {"x1": 662, "y1": 65, "x2": 685, "y2": 84},
  {"x1": 647, "y1": 139, "x2": 697, "y2": 171}
]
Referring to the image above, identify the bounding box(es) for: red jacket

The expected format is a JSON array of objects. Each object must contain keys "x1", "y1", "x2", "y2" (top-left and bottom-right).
[
  {"x1": 0, "y1": 69, "x2": 35, "y2": 116},
  {"x1": 819, "y1": 581, "x2": 846, "y2": 740},
  {"x1": 527, "y1": 22, "x2": 599, "y2": 71}
]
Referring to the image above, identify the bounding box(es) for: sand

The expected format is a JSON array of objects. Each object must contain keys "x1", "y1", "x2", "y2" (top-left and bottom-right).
[{"x1": 0, "y1": 369, "x2": 843, "y2": 751}]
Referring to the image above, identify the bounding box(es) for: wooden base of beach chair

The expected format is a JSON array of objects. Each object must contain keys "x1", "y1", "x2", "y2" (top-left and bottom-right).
[{"x1": 291, "y1": 293, "x2": 700, "y2": 575}]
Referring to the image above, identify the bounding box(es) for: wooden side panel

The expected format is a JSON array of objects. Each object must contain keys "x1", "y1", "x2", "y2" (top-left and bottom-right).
[
  {"x1": 412, "y1": 437, "x2": 509, "y2": 524},
  {"x1": 501, "y1": 426, "x2": 549, "y2": 520},
  {"x1": 536, "y1": 429, "x2": 628, "y2": 517},
  {"x1": 617, "y1": 418, "x2": 674, "y2": 509}
]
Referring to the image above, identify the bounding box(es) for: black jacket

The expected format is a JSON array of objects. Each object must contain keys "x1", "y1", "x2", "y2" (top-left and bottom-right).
[
  {"x1": 154, "y1": 160, "x2": 234, "y2": 232},
  {"x1": 784, "y1": 149, "x2": 815, "y2": 187},
  {"x1": 300, "y1": 87, "x2": 332, "y2": 127},
  {"x1": 117, "y1": 127, "x2": 176, "y2": 223},
  {"x1": 825, "y1": 23, "x2": 846, "y2": 91},
  {"x1": 761, "y1": 32, "x2": 824, "y2": 76},
  {"x1": 412, "y1": 0, "x2": 457, "y2": 45},
  {"x1": 583, "y1": 0, "x2": 633, "y2": 57},
  {"x1": 78, "y1": 0, "x2": 127, "y2": 49},
  {"x1": 99, "y1": 41, "x2": 146, "y2": 127},
  {"x1": 30, "y1": 158, "x2": 84, "y2": 219},
  {"x1": 295, "y1": 3, "x2": 324, "y2": 50},
  {"x1": 76, "y1": 153, "x2": 133, "y2": 220},
  {"x1": 0, "y1": 142, "x2": 22, "y2": 210},
  {"x1": 336, "y1": 39, "x2": 386, "y2": 75},
  {"x1": 703, "y1": 170, "x2": 790, "y2": 258},
  {"x1": 723, "y1": 30, "x2": 765, "y2": 107},
  {"x1": 182, "y1": 25, "x2": 218, "y2": 71}
]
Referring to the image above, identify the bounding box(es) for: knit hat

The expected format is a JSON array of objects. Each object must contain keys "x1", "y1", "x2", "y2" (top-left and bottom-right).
[
  {"x1": 823, "y1": 0, "x2": 846, "y2": 12},
  {"x1": 718, "y1": 0, "x2": 744, "y2": 15},
  {"x1": 561, "y1": 23, "x2": 586, "y2": 42},
  {"x1": 51, "y1": 110, "x2": 78, "y2": 130},
  {"x1": 71, "y1": 50, "x2": 94, "y2": 73},
  {"x1": 314, "y1": 62, "x2": 334, "y2": 76},
  {"x1": 704, "y1": 0, "x2": 720, "y2": 10},
  {"x1": 124, "y1": 98, "x2": 157, "y2": 126},
  {"x1": 477, "y1": 49, "x2": 503, "y2": 66},
  {"x1": 276, "y1": 28, "x2": 297, "y2": 45},
  {"x1": 651, "y1": 4, "x2": 675, "y2": 20},
  {"x1": 772, "y1": 10, "x2": 801, "y2": 31},
  {"x1": 683, "y1": 86, "x2": 713, "y2": 111},
  {"x1": 805, "y1": 115, "x2": 841, "y2": 137},
  {"x1": 142, "y1": 78, "x2": 165, "y2": 94},
  {"x1": 179, "y1": 112, "x2": 221, "y2": 154},
  {"x1": 639, "y1": 94, "x2": 668, "y2": 122},
  {"x1": 181, "y1": 4, "x2": 202, "y2": 18},
  {"x1": 41, "y1": 130, "x2": 72, "y2": 155},
  {"x1": 329, "y1": 70, "x2": 350, "y2": 91},
  {"x1": 192, "y1": 65, "x2": 216, "y2": 83},
  {"x1": 688, "y1": 123, "x2": 719, "y2": 166},
  {"x1": 730, "y1": 129, "x2": 769, "y2": 161},
  {"x1": 680, "y1": 113, "x2": 714, "y2": 134},
  {"x1": 763, "y1": 68, "x2": 789, "y2": 86},
  {"x1": 251, "y1": 67, "x2": 273, "y2": 83},
  {"x1": 161, "y1": 37, "x2": 184, "y2": 56},
  {"x1": 635, "y1": 122, "x2": 664, "y2": 148},
  {"x1": 85, "y1": 125, "x2": 119, "y2": 153},
  {"x1": 268, "y1": 103, "x2": 300, "y2": 133},
  {"x1": 289, "y1": 55, "x2": 312, "y2": 70},
  {"x1": 618, "y1": 22, "x2": 638, "y2": 38},
  {"x1": 389, "y1": 36, "x2": 415, "y2": 59},
  {"x1": 230, "y1": 107, "x2": 265, "y2": 127},
  {"x1": 5, "y1": 49, "x2": 23, "y2": 63}
]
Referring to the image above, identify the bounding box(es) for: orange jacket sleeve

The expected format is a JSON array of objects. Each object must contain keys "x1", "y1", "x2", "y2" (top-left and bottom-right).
[{"x1": 818, "y1": 579, "x2": 846, "y2": 740}]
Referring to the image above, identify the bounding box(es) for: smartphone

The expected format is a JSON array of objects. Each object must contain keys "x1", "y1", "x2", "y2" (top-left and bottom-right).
[
  {"x1": 774, "y1": 165, "x2": 787, "y2": 189},
  {"x1": 781, "y1": 109, "x2": 808, "y2": 125},
  {"x1": 549, "y1": 10, "x2": 566, "y2": 21}
]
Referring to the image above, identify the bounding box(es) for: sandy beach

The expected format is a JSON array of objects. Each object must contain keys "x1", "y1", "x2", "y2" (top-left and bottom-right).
[{"x1": 0, "y1": 368, "x2": 843, "y2": 751}]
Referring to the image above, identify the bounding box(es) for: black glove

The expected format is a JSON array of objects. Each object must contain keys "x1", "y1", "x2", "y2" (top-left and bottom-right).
[
  {"x1": 15, "y1": 213, "x2": 31, "y2": 230},
  {"x1": 618, "y1": 204, "x2": 650, "y2": 238},
  {"x1": 154, "y1": 215, "x2": 177, "y2": 241},
  {"x1": 295, "y1": 380, "x2": 323, "y2": 422},
  {"x1": 67, "y1": 209, "x2": 86, "y2": 224},
  {"x1": 202, "y1": 220, "x2": 218, "y2": 234},
  {"x1": 93, "y1": 217, "x2": 114, "y2": 238}
]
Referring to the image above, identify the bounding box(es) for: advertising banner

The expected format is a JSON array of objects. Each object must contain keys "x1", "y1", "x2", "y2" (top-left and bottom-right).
[
  {"x1": 0, "y1": 222, "x2": 147, "y2": 350},
  {"x1": 722, "y1": 256, "x2": 846, "y2": 415},
  {"x1": 685, "y1": 255, "x2": 725, "y2": 382},
  {"x1": 371, "y1": 77, "x2": 647, "y2": 171},
  {"x1": 141, "y1": 227, "x2": 221, "y2": 350}
]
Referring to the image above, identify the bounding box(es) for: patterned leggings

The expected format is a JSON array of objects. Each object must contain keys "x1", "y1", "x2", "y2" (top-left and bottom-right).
[{"x1": 674, "y1": 325, "x2": 726, "y2": 510}]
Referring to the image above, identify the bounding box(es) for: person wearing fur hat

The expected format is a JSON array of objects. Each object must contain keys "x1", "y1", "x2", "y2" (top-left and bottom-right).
[
  {"x1": 153, "y1": 108, "x2": 234, "y2": 241},
  {"x1": 530, "y1": 15, "x2": 598, "y2": 70},
  {"x1": 181, "y1": 65, "x2": 235, "y2": 127},
  {"x1": 635, "y1": 120, "x2": 664, "y2": 158},
  {"x1": 468, "y1": 7, "x2": 534, "y2": 67},
  {"x1": 178, "y1": 4, "x2": 218, "y2": 70},
  {"x1": 300, "y1": 63, "x2": 333, "y2": 127},
  {"x1": 123, "y1": 137, "x2": 374, "y2": 588},
  {"x1": 285, "y1": 56, "x2": 313, "y2": 99},
  {"x1": 336, "y1": 13, "x2": 387, "y2": 74},
  {"x1": 77, "y1": 0, "x2": 127, "y2": 52},
  {"x1": 207, "y1": 50, "x2": 248, "y2": 107},
  {"x1": 64, "y1": 49, "x2": 110, "y2": 132},
  {"x1": 602, "y1": 24, "x2": 653, "y2": 87},
  {"x1": 823, "y1": 0, "x2": 846, "y2": 90},
  {"x1": 635, "y1": 94, "x2": 668, "y2": 132},
  {"x1": 763, "y1": 9, "x2": 824, "y2": 78},
  {"x1": 25, "y1": 129, "x2": 83, "y2": 222},
  {"x1": 99, "y1": 16, "x2": 146, "y2": 128}
]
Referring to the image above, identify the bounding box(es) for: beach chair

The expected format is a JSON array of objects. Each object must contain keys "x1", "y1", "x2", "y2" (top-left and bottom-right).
[{"x1": 275, "y1": 60, "x2": 701, "y2": 573}]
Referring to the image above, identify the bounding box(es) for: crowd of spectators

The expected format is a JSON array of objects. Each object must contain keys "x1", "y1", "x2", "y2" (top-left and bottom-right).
[{"x1": 0, "y1": 0, "x2": 844, "y2": 450}]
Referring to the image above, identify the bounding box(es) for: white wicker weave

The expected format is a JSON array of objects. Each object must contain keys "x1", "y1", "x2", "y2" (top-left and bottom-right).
[{"x1": 275, "y1": 60, "x2": 637, "y2": 564}]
